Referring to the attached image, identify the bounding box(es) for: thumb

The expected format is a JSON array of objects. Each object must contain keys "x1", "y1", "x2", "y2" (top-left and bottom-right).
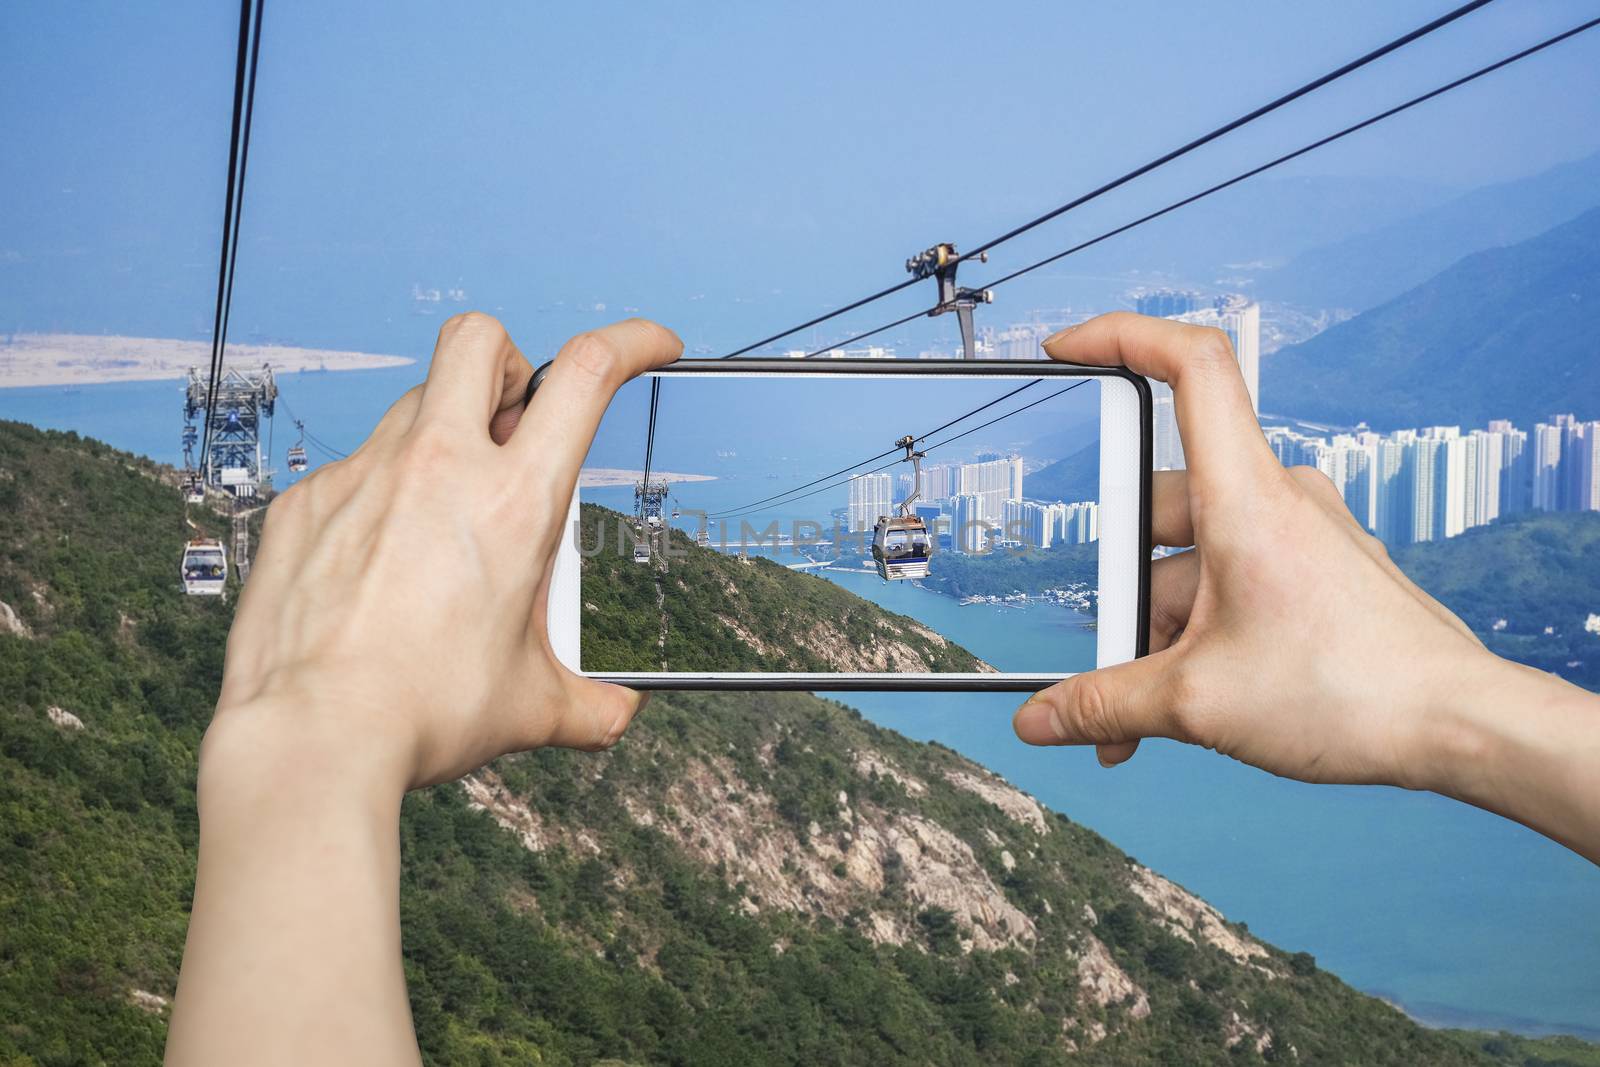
[
  {"x1": 1014, "y1": 650, "x2": 1183, "y2": 752},
  {"x1": 544, "y1": 675, "x2": 652, "y2": 752}
]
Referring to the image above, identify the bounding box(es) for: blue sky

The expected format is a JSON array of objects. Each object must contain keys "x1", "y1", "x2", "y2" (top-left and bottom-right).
[{"x1": 3, "y1": 1, "x2": 1599, "y2": 358}]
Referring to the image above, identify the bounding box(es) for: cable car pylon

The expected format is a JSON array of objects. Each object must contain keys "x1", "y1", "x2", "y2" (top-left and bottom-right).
[
  {"x1": 871, "y1": 434, "x2": 932, "y2": 582},
  {"x1": 906, "y1": 243, "x2": 993, "y2": 359}
]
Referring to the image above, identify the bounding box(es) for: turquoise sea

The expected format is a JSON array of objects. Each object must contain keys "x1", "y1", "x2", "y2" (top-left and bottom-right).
[{"x1": 3, "y1": 366, "x2": 1597, "y2": 1037}]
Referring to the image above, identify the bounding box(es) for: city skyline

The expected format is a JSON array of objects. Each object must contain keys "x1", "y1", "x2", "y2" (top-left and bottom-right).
[{"x1": 1268, "y1": 412, "x2": 1600, "y2": 548}]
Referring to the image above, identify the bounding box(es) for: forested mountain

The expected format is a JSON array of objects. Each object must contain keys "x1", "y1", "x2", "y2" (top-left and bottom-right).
[
  {"x1": 1390, "y1": 510, "x2": 1600, "y2": 691},
  {"x1": 1263, "y1": 206, "x2": 1600, "y2": 430},
  {"x1": 2, "y1": 419, "x2": 1597, "y2": 1066},
  {"x1": 1256, "y1": 150, "x2": 1600, "y2": 312},
  {"x1": 579, "y1": 504, "x2": 989, "y2": 674}
]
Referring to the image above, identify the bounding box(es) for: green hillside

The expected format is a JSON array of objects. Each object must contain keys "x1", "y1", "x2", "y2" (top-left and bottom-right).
[
  {"x1": 579, "y1": 504, "x2": 989, "y2": 673},
  {"x1": 1390, "y1": 511, "x2": 1600, "y2": 690},
  {"x1": 2, "y1": 419, "x2": 1597, "y2": 1066},
  {"x1": 1264, "y1": 206, "x2": 1600, "y2": 430}
]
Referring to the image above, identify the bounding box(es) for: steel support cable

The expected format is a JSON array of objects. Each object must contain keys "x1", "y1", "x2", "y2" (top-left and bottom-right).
[
  {"x1": 301, "y1": 426, "x2": 347, "y2": 459},
  {"x1": 704, "y1": 377, "x2": 1043, "y2": 519},
  {"x1": 276, "y1": 395, "x2": 348, "y2": 459},
  {"x1": 639, "y1": 377, "x2": 661, "y2": 507},
  {"x1": 198, "y1": 0, "x2": 265, "y2": 480},
  {"x1": 713, "y1": 0, "x2": 1497, "y2": 360},
  {"x1": 712, "y1": 380, "x2": 1090, "y2": 524},
  {"x1": 805, "y1": 15, "x2": 1600, "y2": 359}
]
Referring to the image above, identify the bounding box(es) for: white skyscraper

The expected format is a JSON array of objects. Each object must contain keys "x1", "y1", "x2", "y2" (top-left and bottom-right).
[
  {"x1": 951, "y1": 493, "x2": 988, "y2": 553},
  {"x1": 1576, "y1": 422, "x2": 1600, "y2": 512},
  {"x1": 1059, "y1": 501, "x2": 1099, "y2": 544},
  {"x1": 921, "y1": 462, "x2": 956, "y2": 502},
  {"x1": 1533, "y1": 422, "x2": 1565, "y2": 511},
  {"x1": 846, "y1": 472, "x2": 894, "y2": 533},
  {"x1": 958, "y1": 455, "x2": 1021, "y2": 524},
  {"x1": 1311, "y1": 433, "x2": 1379, "y2": 531},
  {"x1": 1374, "y1": 432, "x2": 1414, "y2": 544},
  {"x1": 1488, "y1": 420, "x2": 1530, "y2": 515},
  {"x1": 1469, "y1": 428, "x2": 1508, "y2": 527}
]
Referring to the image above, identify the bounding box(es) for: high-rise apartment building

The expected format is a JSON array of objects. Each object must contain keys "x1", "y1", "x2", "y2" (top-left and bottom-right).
[
  {"x1": 846, "y1": 472, "x2": 894, "y2": 533},
  {"x1": 1574, "y1": 422, "x2": 1600, "y2": 512},
  {"x1": 950, "y1": 493, "x2": 988, "y2": 553},
  {"x1": 1060, "y1": 501, "x2": 1099, "y2": 544},
  {"x1": 1134, "y1": 289, "x2": 1203, "y2": 317},
  {"x1": 1533, "y1": 421, "x2": 1565, "y2": 511},
  {"x1": 1269, "y1": 413, "x2": 1590, "y2": 547},
  {"x1": 957, "y1": 454, "x2": 1023, "y2": 524},
  {"x1": 1373, "y1": 433, "x2": 1414, "y2": 544}
]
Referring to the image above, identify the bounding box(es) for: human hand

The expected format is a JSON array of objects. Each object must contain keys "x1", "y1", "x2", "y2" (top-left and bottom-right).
[
  {"x1": 1013, "y1": 312, "x2": 1495, "y2": 791},
  {"x1": 207, "y1": 312, "x2": 682, "y2": 792}
]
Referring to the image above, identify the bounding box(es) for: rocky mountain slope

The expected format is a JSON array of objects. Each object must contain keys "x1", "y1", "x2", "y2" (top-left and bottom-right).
[{"x1": 1, "y1": 419, "x2": 1595, "y2": 1066}]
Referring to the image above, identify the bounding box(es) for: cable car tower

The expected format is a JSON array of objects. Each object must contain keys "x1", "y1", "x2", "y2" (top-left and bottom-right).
[
  {"x1": 180, "y1": 421, "x2": 205, "y2": 503},
  {"x1": 185, "y1": 365, "x2": 277, "y2": 497},
  {"x1": 635, "y1": 480, "x2": 669, "y2": 529},
  {"x1": 906, "y1": 242, "x2": 994, "y2": 360},
  {"x1": 633, "y1": 479, "x2": 669, "y2": 564}
]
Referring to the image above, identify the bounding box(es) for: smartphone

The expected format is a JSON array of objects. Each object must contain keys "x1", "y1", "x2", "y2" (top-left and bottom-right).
[{"x1": 547, "y1": 359, "x2": 1151, "y2": 690}]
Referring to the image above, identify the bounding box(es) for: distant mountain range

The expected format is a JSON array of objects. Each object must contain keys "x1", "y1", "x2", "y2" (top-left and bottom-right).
[
  {"x1": 1262, "y1": 204, "x2": 1600, "y2": 430},
  {"x1": 1255, "y1": 150, "x2": 1600, "y2": 313},
  {"x1": 1027, "y1": 441, "x2": 1099, "y2": 506}
]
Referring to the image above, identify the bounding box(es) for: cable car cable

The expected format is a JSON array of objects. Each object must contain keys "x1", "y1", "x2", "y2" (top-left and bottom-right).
[
  {"x1": 712, "y1": 0, "x2": 1497, "y2": 360},
  {"x1": 712, "y1": 379, "x2": 1090, "y2": 523},
  {"x1": 198, "y1": 0, "x2": 265, "y2": 482},
  {"x1": 805, "y1": 14, "x2": 1600, "y2": 360},
  {"x1": 704, "y1": 377, "x2": 1044, "y2": 518}
]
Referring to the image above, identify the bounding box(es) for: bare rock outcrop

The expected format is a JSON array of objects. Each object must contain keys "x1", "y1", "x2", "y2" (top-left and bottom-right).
[
  {"x1": 128, "y1": 989, "x2": 169, "y2": 1016},
  {"x1": 942, "y1": 769, "x2": 1050, "y2": 835},
  {"x1": 0, "y1": 599, "x2": 31, "y2": 638},
  {"x1": 463, "y1": 769, "x2": 600, "y2": 856},
  {"x1": 46, "y1": 705, "x2": 85, "y2": 731},
  {"x1": 853, "y1": 750, "x2": 926, "y2": 796},
  {"x1": 1128, "y1": 864, "x2": 1275, "y2": 972},
  {"x1": 626, "y1": 756, "x2": 1035, "y2": 951}
]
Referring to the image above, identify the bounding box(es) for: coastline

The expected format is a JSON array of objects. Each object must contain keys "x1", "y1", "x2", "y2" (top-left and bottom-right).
[
  {"x1": 579, "y1": 468, "x2": 716, "y2": 487},
  {"x1": 0, "y1": 333, "x2": 414, "y2": 389}
]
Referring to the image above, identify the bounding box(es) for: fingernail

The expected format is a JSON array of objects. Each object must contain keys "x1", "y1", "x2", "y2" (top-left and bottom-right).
[
  {"x1": 1097, "y1": 752, "x2": 1118, "y2": 768},
  {"x1": 635, "y1": 690, "x2": 653, "y2": 713},
  {"x1": 1014, "y1": 700, "x2": 1061, "y2": 744},
  {"x1": 1041, "y1": 324, "x2": 1078, "y2": 348}
]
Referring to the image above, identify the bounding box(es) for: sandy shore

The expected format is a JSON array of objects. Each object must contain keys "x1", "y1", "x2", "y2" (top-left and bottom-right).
[
  {"x1": 0, "y1": 333, "x2": 414, "y2": 389},
  {"x1": 579, "y1": 468, "x2": 716, "y2": 487}
]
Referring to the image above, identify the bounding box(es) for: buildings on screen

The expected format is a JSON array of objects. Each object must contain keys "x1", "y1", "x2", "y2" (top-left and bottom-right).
[{"x1": 845, "y1": 471, "x2": 894, "y2": 533}]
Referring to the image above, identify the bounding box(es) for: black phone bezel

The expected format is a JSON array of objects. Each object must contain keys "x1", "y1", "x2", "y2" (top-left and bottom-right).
[{"x1": 541, "y1": 358, "x2": 1152, "y2": 692}]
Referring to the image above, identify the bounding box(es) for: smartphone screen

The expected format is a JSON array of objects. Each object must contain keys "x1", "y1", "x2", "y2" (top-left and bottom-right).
[{"x1": 549, "y1": 361, "x2": 1149, "y2": 690}]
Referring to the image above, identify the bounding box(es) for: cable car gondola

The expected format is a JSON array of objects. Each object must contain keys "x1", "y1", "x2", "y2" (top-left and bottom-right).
[
  {"x1": 871, "y1": 435, "x2": 932, "y2": 582},
  {"x1": 287, "y1": 420, "x2": 309, "y2": 473},
  {"x1": 632, "y1": 542, "x2": 652, "y2": 564},
  {"x1": 180, "y1": 538, "x2": 228, "y2": 596},
  {"x1": 183, "y1": 473, "x2": 205, "y2": 504}
]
